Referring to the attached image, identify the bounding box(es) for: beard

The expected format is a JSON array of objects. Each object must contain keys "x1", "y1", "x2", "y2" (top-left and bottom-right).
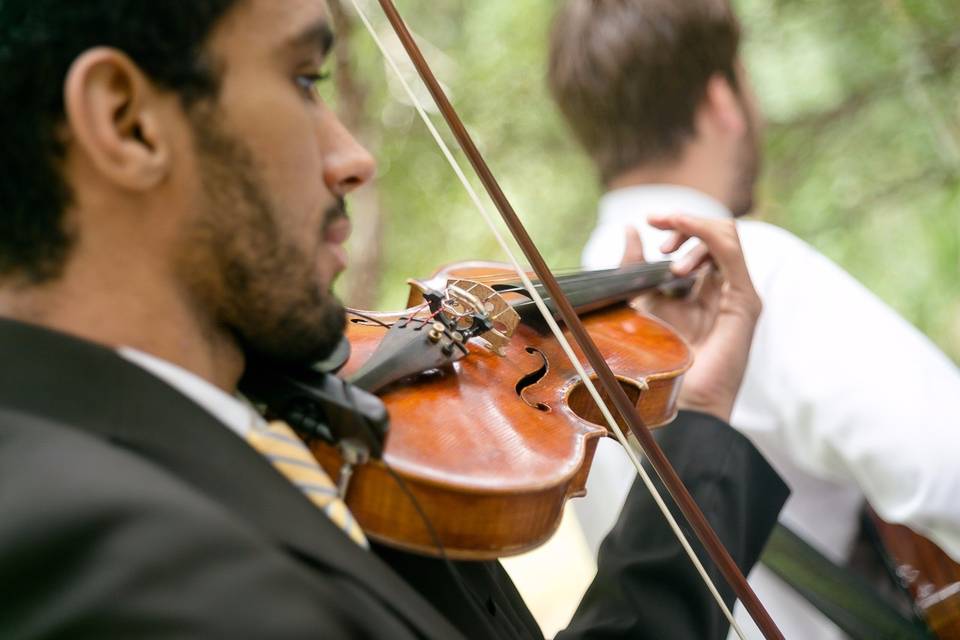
[{"x1": 179, "y1": 112, "x2": 347, "y2": 366}]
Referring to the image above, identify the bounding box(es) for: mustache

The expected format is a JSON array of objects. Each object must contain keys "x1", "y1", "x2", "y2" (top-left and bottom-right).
[{"x1": 323, "y1": 198, "x2": 348, "y2": 228}]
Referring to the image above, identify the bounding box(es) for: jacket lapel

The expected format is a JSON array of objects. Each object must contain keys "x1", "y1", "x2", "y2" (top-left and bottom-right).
[{"x1": 0, "y1": 318, "x2": 463, "y2": 640}]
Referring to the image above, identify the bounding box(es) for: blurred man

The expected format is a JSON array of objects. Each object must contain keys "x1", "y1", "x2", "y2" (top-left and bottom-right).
[
  {"x1": 548, "y1": 0, "x2": 960, "y2": 637},
  {"x1": 0, "y1": 1, "x2": 786, "y2": 638}
]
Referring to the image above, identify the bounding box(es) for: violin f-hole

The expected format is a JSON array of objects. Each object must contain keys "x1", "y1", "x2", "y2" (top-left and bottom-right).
[
  {"x1": 567, "y1": 375, "x2": 645, "y2": 434},
  {"x1": 515, "y1": 346, "x2": 550, "y2": 412}
]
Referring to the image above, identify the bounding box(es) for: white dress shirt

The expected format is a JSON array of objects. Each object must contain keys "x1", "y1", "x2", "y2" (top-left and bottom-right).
[{"x1": 575, "y1": 184, "x2": 960, "y2": 639}]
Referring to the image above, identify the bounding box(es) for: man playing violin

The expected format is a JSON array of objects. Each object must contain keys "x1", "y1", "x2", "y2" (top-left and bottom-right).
[
  {"x1": 0, "y1": 1, "x2": 786, "y2": 638},
  {"x1": 548, "y1": 1, "x2": 960, "y2": 638}
]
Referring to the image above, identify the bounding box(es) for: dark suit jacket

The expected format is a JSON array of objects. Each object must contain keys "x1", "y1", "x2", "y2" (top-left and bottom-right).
[{"x1": 0, "y1": 318, "x2": 788, "y2": 639}]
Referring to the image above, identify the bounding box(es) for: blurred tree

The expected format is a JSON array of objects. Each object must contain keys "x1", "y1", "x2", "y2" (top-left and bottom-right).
[{"x1": 336, "y1": 0, "x2": 960, "y2": 361}]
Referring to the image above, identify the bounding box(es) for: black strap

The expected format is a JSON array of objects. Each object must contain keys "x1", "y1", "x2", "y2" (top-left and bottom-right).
[{"x1": 760, "y1": 524, "x2": 933, "y2": 639}]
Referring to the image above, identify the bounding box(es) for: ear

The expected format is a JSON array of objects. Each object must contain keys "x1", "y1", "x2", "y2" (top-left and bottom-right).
[
  {"x1": 699, "y1": 72, "x2": 747, "y2": 139},
  {"x1": 63, "y1": 47, "x2": 172, "y2": 191}
]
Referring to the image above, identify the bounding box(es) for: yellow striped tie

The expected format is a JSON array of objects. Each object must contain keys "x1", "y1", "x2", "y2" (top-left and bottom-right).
[{"x1": 247, "y1": 420, "x2": 368, "y2": 549}]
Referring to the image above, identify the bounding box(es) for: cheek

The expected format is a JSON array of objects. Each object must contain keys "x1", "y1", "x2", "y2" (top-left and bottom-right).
[
  {"x1": 257, "y1": 122, "x2": 325, "y2": 225},
  {"x1": 266, "y1": 130, "x2": 322, "y2": 192},
  {"x1": 225, "y1": 85, "x2": 326, "y2": 211},
  {"x1": 232, "y1": 132, "x2": 323, "y2": 252},
  {"x1": 162, "y1": 129, "x2": 212, "y2": 244},
  {"x1": 214, "y1": 80, "x2": 329, "y2": 256}
]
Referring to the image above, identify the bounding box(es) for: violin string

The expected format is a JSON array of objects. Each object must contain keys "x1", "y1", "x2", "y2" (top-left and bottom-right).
[
  {"x1": 487, "y1": 285, "x2": 528, "y2": 295},
  {"x1": 465, "y1": 265, "x2": 674, "y2": 306},
  {"x1": 347, "y1": 309, "x2": 396, "y2": 329},
  {"x1": 493, "y1": 274, "x2": 656, "y2": 298},
  {"x1": 456, "y1": 262, "x2": 668, "y2": 286},
  {"x1": 489, "y1": 267, "x2": 670, "y2": 309},
  {"x1": 347, "y1": 303, "x2": 437, "y2": 330},
  {"x1": 398, "y1": 302, "x2": 431, "y2": 328},
  {"x1": 347, "y1": 3, "x2": 744, "y2": 637}
]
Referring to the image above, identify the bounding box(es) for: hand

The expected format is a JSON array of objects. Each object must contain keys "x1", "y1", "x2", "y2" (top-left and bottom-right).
[{"x1": 620, "y1": 217, "x2": 761, "y2": 423}]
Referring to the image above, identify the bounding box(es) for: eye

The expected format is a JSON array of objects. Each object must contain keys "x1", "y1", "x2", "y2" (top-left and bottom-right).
[{"x1": 296, "y1": 70, "x2": 332, "y2": 101}]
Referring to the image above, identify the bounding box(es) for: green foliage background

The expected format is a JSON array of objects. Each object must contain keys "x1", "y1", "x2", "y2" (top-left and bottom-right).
[{"x1": 336, "y1": 0, "x2": 960, "y2": 362}]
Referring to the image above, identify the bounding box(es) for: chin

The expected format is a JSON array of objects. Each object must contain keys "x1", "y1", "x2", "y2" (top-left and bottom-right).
[
  {"x1": 731, "y1": 196, "x2": 754, "y2": 218},
  {"x1": 731, "y1": 174, "x2": 759, "y2": 217},
  {"x1": 238, "y1": 297, "x2": 347, "y2": 367}
]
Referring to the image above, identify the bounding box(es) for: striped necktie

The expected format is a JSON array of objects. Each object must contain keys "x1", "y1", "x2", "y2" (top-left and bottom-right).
[{"x1": 246, "y1": 419, "x2": 368, "y2": 549}]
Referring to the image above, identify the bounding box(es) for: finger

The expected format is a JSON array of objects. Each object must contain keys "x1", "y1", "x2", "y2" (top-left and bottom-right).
[
  {"x1": 668, "y1": 264, "x2": 713, "y2": 308},
  {"x1": 648, "y1": 212, "x2": 689, "y2": 233},
  {"x1": 651, "y1": 212, "x2": 693, "y2": 255},
  {"x1": 694, "y1": 266, "x2": 723, "y2": 315},
  {"x1": 671, "y1": 242, "x2": 712, "y2": 277},
  {"x1": 620, "y1": 226, "x2": 647, "y2": 266},
  {"x1": 649, "y1": 214, "x2": 751, "y2": 288},
  {"x1": 659, "y1": 231, "x2": 690, "y2": 256}
]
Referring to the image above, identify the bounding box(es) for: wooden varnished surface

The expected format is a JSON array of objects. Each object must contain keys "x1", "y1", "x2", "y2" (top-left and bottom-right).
[
  {"x1": 341, "y1": 307, "x2": 689, "y2": 487},
  {"x1": 871, "y1": 512, "x2": 960, "y2": 638},
  {"x1": 311, "y1": 299, "x2": 691, "y2": 559}
]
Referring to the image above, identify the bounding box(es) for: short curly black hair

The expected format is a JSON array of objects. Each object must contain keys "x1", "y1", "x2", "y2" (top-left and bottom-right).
[{"x1": 0, "y1": 0, "x2": 240, "y2": 282}]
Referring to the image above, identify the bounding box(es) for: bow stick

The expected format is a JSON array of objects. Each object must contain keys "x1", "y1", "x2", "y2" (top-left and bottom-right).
[{"x1": 350, "y1": 1, "x2": 784, "y2": 638}]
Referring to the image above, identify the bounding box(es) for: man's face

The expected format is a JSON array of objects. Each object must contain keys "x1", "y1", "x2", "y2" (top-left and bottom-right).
[{"x1": 175, "y1": 0, "x2": 374, "y2": 365}]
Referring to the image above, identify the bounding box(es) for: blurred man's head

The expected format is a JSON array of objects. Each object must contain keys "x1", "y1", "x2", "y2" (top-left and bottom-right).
[
  {"x1": 548, "y1": 0, "x2": 762, "y2": 216},
  {"x1": 0, "y1": 0, "x2": 375, "y2": 366}
]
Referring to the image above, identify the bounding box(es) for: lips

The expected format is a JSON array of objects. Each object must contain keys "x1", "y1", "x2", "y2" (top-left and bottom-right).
[
  {"x1": 323, "y1": 215, "x2": 352, "y2": 273},
  {"x1": 324, "y1": 215, "x2": 352, "y2": 245}
]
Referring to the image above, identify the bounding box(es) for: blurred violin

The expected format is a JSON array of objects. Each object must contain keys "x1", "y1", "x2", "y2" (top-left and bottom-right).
[{"x1": 869, "y1": 510, "x2": 960, "y2": 638}]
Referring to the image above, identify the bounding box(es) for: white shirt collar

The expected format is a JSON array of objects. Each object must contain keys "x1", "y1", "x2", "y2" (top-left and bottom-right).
[
  {"x1": 118, "y1": 346, "x2": 259, "y2": 438},
  {"x1": 598, "y1": 184, "x2": 733, "y2": 226},
  {"x1": 590, "y1": 185, "x2": 733, "y2": 264}
]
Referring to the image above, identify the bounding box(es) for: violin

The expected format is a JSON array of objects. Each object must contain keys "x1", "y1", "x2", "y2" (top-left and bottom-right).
[
  {"x1": 310, "y1": 261, "x2": 691, "y2": 559},
  {"x1": 869, "y1": 510, "x2": 960, "y2": 638}
]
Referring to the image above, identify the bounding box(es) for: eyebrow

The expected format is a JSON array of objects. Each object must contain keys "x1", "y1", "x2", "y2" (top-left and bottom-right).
[{"x1": 285, "y1": 20, "x2": 336, "y2": 57}]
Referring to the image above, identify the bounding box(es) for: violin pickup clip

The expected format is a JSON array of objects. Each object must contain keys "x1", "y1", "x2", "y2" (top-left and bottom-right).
[{"x1": 239, "y1": 365, "x2": 389, "y2": 459}]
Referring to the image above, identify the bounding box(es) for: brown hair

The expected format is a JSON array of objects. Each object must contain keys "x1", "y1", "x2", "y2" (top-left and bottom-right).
[{"x1": 548, "y1": 0, "x2": 742, "y2": 183}]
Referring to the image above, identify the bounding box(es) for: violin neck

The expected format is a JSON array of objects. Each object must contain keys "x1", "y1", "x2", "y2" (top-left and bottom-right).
[{"x1": 508, "y1": 262, "x2": 687, "y2": 321}]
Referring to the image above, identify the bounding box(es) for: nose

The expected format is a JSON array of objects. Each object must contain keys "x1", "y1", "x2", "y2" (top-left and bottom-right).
[{"x1": 319, "y1": 110, "x2": 376, "y2": 197}]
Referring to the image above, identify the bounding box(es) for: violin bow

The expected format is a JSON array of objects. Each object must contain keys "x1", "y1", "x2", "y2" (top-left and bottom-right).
[{"x1": 347, "y1": 1, "x2": 783, "y2": 638}]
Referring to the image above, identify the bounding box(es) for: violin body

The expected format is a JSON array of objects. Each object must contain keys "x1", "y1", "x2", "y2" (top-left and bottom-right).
[
  {"x1": 870, "y1": 510, "x2": 960, "y2": 638},
  {"x1": 308, "y1": 262, "x2": 692, "y2": 559}
]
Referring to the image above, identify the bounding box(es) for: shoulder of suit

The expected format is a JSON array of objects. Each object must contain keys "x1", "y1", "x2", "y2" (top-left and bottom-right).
[
  {"x1": 0, "y1": 409, "x2": 248, "y2": 533},
  {"x1": 0, "y1": 408, "x2": 379, "y2": 637}
]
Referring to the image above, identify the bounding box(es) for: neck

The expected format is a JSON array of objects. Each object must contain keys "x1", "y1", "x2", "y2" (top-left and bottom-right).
[
  {"x1": 0, "y1": 264, "x2": 244, "y2": 393},
  {"x1": 607, "y1": 152, "x2": 732, "y2": 208}
]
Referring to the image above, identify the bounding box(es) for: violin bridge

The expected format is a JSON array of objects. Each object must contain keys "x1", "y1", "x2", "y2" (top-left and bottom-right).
[{"x1": 444, "y1": 279, "x2": 519, "y2": 355}]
